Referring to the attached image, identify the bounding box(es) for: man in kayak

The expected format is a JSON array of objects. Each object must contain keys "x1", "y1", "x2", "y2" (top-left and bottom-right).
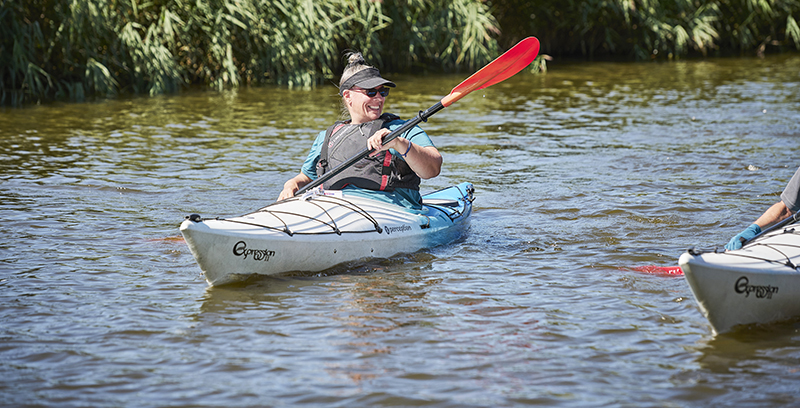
[
  {"x1": 725, "y1": 166, "x2": 800, "y2": 250},
  {"x1": 277, "y1": 51, "x2": 442, "y2": 210}
]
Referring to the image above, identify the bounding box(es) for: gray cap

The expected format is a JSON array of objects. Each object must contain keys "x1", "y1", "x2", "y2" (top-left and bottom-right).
[{"x1": 339, "y1": 68, "x2": 396, "y2": 95}]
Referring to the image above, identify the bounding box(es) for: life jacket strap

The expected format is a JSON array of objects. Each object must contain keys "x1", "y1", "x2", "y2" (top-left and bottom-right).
[{"x1": 379, "y1": 151, "x2": 392, "y2": 191}]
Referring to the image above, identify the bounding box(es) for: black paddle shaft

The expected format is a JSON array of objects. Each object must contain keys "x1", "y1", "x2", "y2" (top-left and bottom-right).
[{"x1": 294, "y1": 101, "x2": 446, "y2": 196}]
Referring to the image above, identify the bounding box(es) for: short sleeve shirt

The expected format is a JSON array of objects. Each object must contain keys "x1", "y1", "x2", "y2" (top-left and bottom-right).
[{"x1": 780, "y1": 166, "x2": 800, "y2": 212}]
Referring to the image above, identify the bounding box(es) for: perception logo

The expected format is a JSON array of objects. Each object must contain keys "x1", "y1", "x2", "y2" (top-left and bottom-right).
[
  {"x1": 384, "y1": 225, "x2": 412, "y2": 235},
  {"x1": 232, "y1": 241, "x2": 276, "y2": 262},
  {"x1": 734, "y1": 276, "x2": 779, "y2": 299}
]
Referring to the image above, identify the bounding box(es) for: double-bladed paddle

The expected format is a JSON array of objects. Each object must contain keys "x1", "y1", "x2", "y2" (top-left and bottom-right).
[{"x1": 295, "y1": 37, "x2": 541, "y2": 196}]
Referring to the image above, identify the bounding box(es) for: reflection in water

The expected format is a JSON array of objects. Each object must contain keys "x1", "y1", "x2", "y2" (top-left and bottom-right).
[
  {"x1": 1, "y1": 54, "x2": 799, "y2": 406},
  {"x1": 696, "y1": 317, "x2": 800, "y2": 373},
  {"x1": 681, "y1": 318, "x2": 800, "y2": 405}
]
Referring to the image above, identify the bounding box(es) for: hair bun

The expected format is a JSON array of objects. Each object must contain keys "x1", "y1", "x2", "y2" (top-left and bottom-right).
[{"x1": 345, "y1": 51, "x2": 366, "y2": 67}]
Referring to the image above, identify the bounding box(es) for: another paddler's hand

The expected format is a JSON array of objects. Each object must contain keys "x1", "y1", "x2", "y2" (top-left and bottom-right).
[
  {"x1": 367, "y1": 128, "x2": 401, "y2": 156},
  {"x1": 724, "y1": 223, "x2": 761, "y2": 251}
]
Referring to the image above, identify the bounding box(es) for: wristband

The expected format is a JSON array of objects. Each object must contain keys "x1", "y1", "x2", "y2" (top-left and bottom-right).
[{"x1": 401, "y1": 141, "x2": 413, "y2": 157}]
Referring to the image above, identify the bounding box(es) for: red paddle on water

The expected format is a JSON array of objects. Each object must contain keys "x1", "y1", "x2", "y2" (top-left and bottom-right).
[
  {"x1": 295, "y1": 37, "x2": 541, "y2": 196},
  {"x1": 627, "y1": 265, "x2": 684, "y2": 276},
  {"x1": 628, "y1": 215, "x2": 800, "y2": 276}
]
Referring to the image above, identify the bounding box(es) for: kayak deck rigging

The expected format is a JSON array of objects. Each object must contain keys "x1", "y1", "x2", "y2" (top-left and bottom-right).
[
  {"x1": 194, "y1": 189, "x2": 474, "y2": 238},
  {"x1": 218, "y1": 195, "x2": 386, "y2": 236},
  {"x1": 688, "y1": 226, "x2": 800, "y2": 271}
]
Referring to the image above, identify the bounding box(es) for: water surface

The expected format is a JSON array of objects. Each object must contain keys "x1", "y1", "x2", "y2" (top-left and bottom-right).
[{"x1": 2, "y1": 54, "x2": 800, "y2": 407}]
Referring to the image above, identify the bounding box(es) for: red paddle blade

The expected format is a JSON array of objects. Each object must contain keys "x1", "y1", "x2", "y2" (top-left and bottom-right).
[
  {"x1": 441, "y1": 37, "x2": 540, "y2": 107},
  {"x1": 628, "y1": 265, "x2": 684, "y2": 276}
]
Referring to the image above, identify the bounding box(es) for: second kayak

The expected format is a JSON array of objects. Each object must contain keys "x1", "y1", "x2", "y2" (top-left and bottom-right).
[{"x1": 679, "y1": 217, "x2": 800, "y2": 334}]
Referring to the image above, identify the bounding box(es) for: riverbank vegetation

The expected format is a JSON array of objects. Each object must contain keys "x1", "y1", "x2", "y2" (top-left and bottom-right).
[
  {"x1": 2, "y1": 0, "x2": 799, "y2": 106},
  {"x1": 491, "y1": 0, "x2": 800, "y2": 60}
]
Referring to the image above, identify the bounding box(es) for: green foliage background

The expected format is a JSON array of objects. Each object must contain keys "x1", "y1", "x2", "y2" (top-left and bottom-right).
[
  {"x1": 491, "y1": 0, "x2": 800, "y2": 60},
  {"x1": 2, "y1": 0, "x2": 799, "y2": 105}
]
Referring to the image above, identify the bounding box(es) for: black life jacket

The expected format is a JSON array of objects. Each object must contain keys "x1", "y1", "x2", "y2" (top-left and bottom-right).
[{"x1": 317, "y1": 113, "x2": 421, "y2": 191}]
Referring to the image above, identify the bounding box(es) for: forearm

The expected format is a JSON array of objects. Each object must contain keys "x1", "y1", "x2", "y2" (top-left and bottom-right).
[
  {"x1": 367, "y1": 129, "x2": 442, "y2": 180},
  {"x1": 396, "y1": 138, "x2": 442, "y2": 179},
  {"x1": 754, "y1": 201, "x2": 793, "y2": 228},
  {"x1": 278, "y1": 173, "x2": 313, "y2": 200}
]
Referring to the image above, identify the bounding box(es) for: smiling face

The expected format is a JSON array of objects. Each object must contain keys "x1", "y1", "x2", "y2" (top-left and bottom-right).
[{"x1": 343, "y1": 87, "x2": 387, "y2": 124}]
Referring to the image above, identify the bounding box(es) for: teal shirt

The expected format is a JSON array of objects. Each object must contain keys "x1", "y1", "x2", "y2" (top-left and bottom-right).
[{"x1": 300, "y1": 118, "x2": 435, "y2": 210}]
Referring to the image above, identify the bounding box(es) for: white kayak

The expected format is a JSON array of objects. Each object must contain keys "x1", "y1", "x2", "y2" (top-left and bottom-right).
[
  {"x1": 181, "y1": 183, "x2": 474, "y2": 286},
  {"x1": 679, "y1": 217, "x2": 800, "y2": 334}
]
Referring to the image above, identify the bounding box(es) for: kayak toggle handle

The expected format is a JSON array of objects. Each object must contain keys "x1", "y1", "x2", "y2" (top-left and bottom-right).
[{"x1": 419, "y1": 216, "x2": 431, "y2": 229}]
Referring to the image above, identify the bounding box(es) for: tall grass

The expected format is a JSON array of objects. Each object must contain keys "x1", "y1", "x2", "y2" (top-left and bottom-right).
[
  {"x1": 0, "y1": 0, "x2": 499, "y2": 106},
  {"x1": 2, "y1": 0, "x2": 798, "y2": 106},
  {"x1": 490, "y1": 0, "x2": 800, "y2": 60},
  {"x1": 381, "y1": 0, "x2": 499, "y2": 72}
]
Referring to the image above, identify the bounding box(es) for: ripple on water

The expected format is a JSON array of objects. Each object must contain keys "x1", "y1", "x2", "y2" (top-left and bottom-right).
[{"x1": 1, "y1": 54, "x2": 800, "y2": 406}]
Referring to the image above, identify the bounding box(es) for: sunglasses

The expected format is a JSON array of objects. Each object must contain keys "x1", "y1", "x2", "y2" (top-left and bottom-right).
[{"x1": 352, "y1": 87, "x2": 390, "y2": 97}]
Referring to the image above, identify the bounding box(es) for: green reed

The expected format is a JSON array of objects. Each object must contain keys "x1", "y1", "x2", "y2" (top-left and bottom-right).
[
  {"x1": 2, "y1": 0, "x2": 798, "y2": 106},
  {"x1": 0, "y1": 0, "x2": 498, "y2": 105},
  {"x1": 490, "y1": 0, "x2": 800, "y2": 60}
]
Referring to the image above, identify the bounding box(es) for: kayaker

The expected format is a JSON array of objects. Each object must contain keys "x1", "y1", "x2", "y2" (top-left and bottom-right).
[
  {"x1": 725, "y1": 166, "x2": 800, "y2": 250},
  {"x1": 277, "y1": 52, "x2": 442, "y2": 210}
]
